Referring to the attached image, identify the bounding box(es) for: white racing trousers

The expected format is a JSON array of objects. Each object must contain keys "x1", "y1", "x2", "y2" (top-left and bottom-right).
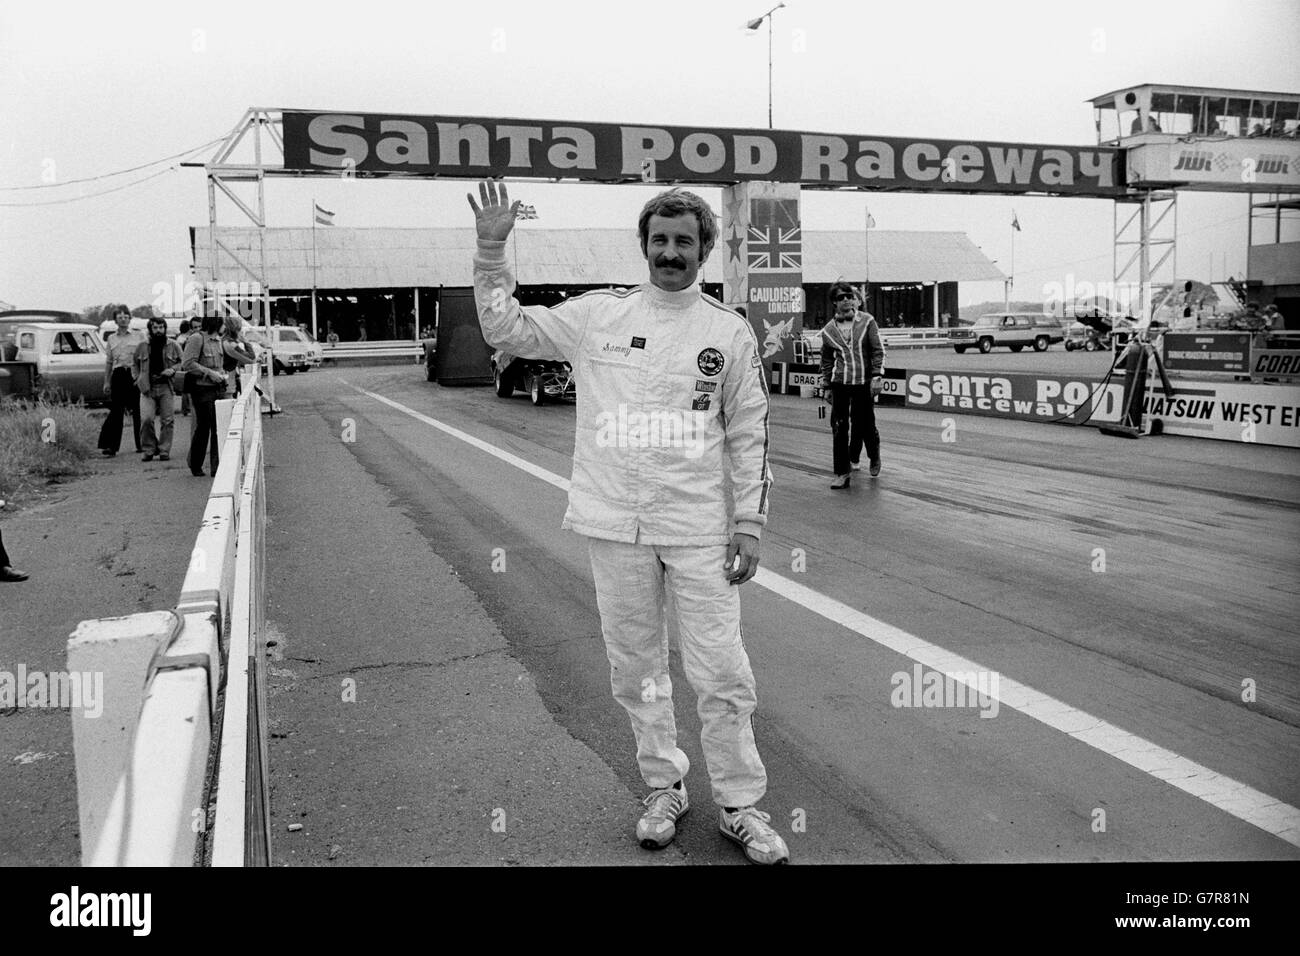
[{"x1": 587, "y1": 537, "x2": 767, "y2": 808}]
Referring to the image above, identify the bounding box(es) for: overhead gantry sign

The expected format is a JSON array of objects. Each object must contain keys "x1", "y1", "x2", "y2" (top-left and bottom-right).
[{"x1": 281, "y1": 111, "x2": 1126, "y2": 198}]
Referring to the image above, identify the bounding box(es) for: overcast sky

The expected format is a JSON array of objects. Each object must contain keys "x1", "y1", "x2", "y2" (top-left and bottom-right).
[{"x1": 2, "y1": 0, "x2": 1298, "y2": 313}]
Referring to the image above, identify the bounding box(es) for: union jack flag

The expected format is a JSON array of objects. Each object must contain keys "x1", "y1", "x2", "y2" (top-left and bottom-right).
[{"x1": 748, "y1": 223, "x2": 802, "y2": 271}]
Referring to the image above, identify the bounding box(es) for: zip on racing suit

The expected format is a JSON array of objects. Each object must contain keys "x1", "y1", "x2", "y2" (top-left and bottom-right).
[{"x1": 473, "y1": 238, "x2": 774, "y2": 807}]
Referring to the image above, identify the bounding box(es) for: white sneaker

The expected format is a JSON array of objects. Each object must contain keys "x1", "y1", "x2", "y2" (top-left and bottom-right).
[
  {"x1": 637, "y1": 784, "x2": 689, "y2": 849},
  {"x1": 719, "y1": 806, "x2": 790, "y2": 864}
]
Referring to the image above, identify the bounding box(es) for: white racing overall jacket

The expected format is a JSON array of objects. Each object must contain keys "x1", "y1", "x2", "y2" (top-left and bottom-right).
[{"x1": 473, "y1": 239, "x2": 772, "y2": 546}]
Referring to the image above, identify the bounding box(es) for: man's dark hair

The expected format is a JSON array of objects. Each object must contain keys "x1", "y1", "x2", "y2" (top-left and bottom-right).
[
  {"x1": 147, "y1": 317, "x2": 168, "y2": 334},
  {"x1": 637, "y1": 189, "x2": 718, "y2": 256},
  {"x1": 201, "y1": 314, "x2": 223, "y2": 334}
]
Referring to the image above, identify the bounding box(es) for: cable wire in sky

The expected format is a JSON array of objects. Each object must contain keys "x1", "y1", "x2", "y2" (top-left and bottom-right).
[
  {"x1": 0, "y1": 166, "x2": 178, "y2": 207},
  {"x1": 0, "y1": 137, "x2": 222, "y2": 191}
]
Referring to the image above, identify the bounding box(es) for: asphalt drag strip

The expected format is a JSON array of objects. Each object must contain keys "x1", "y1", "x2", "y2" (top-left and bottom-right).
[{"x1": 260, "y1": 367, "x2": 1300, "y2": 863}]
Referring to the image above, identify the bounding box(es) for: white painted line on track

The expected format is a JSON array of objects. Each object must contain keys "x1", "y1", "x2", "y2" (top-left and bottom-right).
[
  {"x1": 347, "y1": 383, "x2": 569, "y2": 492},
  {"x1": 347, "y1": 382, "x2": 1300, "y2": 849}
]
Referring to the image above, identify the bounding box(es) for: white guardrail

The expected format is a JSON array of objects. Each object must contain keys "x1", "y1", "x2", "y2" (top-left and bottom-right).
[
  {"x1": 67, "y1": 363, "x2": 270, "y2": 866},
  {"x1": 321, "y1": 340, "x2": 425, "y2": 362},
  {"x1": 879, "y1": 328, "x2": 956, "y2": 348}
]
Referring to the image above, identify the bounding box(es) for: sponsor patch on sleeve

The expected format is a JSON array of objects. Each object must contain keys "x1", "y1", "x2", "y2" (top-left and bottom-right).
[
  {"x1": 694, "y1": 380, "x2": 717, "y2": 392},
  {"x1": 631, "y1": 336, "x2": 646, "y2": 349},
  {"x1": 691, "y1": 394, "x2": 712, "y2": 411}
]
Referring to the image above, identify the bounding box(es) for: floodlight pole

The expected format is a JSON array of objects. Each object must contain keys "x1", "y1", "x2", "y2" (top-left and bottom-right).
[{"x1": 747, "y1": 3, "x2": 785, "y2": 129}]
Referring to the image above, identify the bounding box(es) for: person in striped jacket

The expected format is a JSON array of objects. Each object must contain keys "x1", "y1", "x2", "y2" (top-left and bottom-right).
[{"x1": 819, "y1": 282, "x2": 885, "y2": 488}]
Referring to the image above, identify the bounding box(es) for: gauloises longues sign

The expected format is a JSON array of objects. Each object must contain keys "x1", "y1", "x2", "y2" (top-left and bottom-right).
[{"x1": 282, "y1": 111, "x2": 1127, "y2": 197}]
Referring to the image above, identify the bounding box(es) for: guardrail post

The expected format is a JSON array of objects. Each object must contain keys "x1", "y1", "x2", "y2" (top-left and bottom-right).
[
  {"x1": 66, "y1": 610, "x2": 182, "y2": 865},
  {"x1": 89, "y1": 667, "x2": 212, "y2": 867},
  {"x1": 215, "y1": 397, "x2": 235, "y2": 445}
]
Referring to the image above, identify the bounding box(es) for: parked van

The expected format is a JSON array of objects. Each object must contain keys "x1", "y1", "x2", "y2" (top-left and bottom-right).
[{"x1": 950, "y1": 313, "x2": 1064, "y2": 353}]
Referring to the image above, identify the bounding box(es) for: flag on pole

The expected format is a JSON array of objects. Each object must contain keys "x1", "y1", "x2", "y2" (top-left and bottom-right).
[
  {"x1": 314, "y1": 202, "x2": 335, "y2": 226},
  {"x1": 515, "y1": 203, "x2": 539, "y2": 220},
  {"x1": 1011, "y1": 211, "x2": 1021, "y2": 232},
  {"x1": 865, "y1": 211, "x2": 876, "y2": 229}
]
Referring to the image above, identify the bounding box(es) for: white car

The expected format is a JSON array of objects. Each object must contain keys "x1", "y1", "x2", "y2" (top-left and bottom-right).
[{"x1": 246, "y1": 326, "x2": 323, "y2": 375}]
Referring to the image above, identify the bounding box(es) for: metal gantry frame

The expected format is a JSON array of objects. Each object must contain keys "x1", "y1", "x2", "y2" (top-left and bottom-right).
[
  {"x1": 205, "y1": 108, "x2": 287, "y2": 407},
  {"x1": 1114, "y1": 188, "x2": 1178, "y2": 327},
  {"x1": 206, "y1": 108, "x2": 281, "y2": 316}
]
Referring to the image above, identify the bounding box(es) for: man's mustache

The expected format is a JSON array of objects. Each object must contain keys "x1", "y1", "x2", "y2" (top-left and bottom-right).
[{"x1": 655, "y1": 256, "x2": 685, "y2": 268}]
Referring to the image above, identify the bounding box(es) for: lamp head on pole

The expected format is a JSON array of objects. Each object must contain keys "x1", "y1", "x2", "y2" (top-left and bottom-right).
[{"x1": 745, "y1": 1, "x2": 784, "y2": 29}]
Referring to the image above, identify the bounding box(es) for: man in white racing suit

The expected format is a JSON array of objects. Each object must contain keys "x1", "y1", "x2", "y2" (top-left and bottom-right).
[{"x1": 468, "y1": 180, "x2": 788, "y2": 864}]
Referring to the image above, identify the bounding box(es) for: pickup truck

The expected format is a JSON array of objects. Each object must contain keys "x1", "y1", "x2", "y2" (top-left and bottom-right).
[{"x1": 0, "y1": 322, "x2": 109, "y2": 404}]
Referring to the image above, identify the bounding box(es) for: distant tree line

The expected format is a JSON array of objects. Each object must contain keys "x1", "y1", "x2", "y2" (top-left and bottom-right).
[{"x1": 80, "y1": 303, "x2": 160, "y2": 324}]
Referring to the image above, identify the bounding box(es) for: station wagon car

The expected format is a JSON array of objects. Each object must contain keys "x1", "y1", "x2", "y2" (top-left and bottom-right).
[{"x1": 950, "y1": 313, "x2": 1064, "y2": 353}]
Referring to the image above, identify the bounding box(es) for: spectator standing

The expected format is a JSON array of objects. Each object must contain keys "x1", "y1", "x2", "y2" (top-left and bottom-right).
[
  {"x1": 820, "y1": 282, "x2": 885, "y2": 488},
  {"x1": 181, "y1": 315, "x2": 230, "y2": 477},
  {"x1": 132, "y1": 316, "x2": 184, "y2": 461},
  {"x1": 97, "y1": 306, "x2": 145, "y2": 457},
  {"x1": 176, "y1": 317, "x2": 202, "y2": 416},
  {"x1": 220, "y1": 316, "x2": 257, "y2": 397}
]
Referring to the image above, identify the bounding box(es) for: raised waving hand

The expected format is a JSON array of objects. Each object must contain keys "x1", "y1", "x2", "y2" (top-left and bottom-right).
[{"x1": 466, "y1": 179, "x2": 520, "y2": 241}]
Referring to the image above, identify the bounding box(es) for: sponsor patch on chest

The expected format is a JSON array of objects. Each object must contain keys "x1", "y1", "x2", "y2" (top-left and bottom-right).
[
  {"x1": 694, "y1": 380, "x2": 717, "y2": 393},
  {"x1": 697, "y1": 347, "x2": 725, "y2": 376}
]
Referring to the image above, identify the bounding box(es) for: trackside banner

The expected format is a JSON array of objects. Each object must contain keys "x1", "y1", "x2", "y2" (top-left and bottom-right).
[
  {"x1": 1141, "y1": 381, "x2": 1300, "y2": 447},
  {"x1": 900, "y1": 368, "x2": 1300, "y2": 446},
  {"x1": 904, "y1": 370, "x2": 1124, "y2": 425},
  {"x1": 282, "y1": 112, "x2": 1126, "y2": 197}
]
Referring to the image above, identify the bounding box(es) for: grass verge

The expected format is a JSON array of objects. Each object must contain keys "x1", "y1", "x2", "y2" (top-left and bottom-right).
[{"x1": 0, "y1": 397, "x2": 102, "y2": 510}]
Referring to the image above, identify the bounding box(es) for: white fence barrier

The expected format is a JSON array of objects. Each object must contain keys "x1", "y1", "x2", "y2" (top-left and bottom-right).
[
  {"x1": 879, "y1": 328, "x2": 955, "y2": 349},
  {"x1": 322, "y1": 341, "x2": 424, "y2": 362},
  {"x1": 69, "y1": 362, "x2": 270, "y2": 867},
  {"x1": 213, "y1": 428, "x2": 270, "y2": 866}
]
